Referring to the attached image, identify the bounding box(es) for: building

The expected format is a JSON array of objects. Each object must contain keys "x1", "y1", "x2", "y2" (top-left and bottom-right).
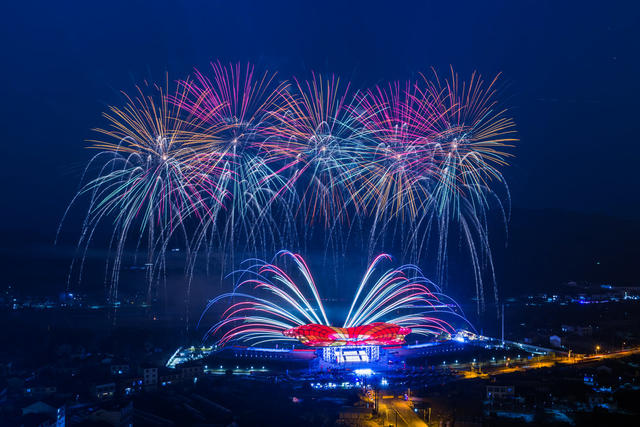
[
  {"x1": 118, "y1": 376, "x2": 143, "y2": 396},
  {"x1": 110, "y1": 363, "x2": 130, "y2": 376},
  {"x1": 140, "y1": 366, "x2": 158, "y2": 390},
  {"x1": 179, "y1": 363, "x2": 204, "y2": 380},
  {"x1": 158, "y1": 367, "x2": 181, "y2": 387},
  {"x1": 92, "y1": 382, "x2": 116, "y2": 400},
  {"x1": 24, "y1": 384, "x2": 57, "y2": 398},
  {"x1": 87, "y1": 401, "x2": 133, "y2": 427},
  {"x1": 561, "y1": 325, "x2": 593, "y2": 336},
  {"x1": 486, "y1": 385, "x2": 515, "y2": 399},
  {"x1": 21, "y1": 401, "x2": 65, "y2": 427}
]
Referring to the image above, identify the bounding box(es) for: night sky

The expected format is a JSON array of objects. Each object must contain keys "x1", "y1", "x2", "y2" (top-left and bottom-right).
[{"x1": 1, "y1": 1, "x2": 639, "y2": 297}]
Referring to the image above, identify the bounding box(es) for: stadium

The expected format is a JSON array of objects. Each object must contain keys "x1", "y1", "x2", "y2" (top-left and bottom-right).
[{"x1": 192, "y1": 251, "x2": 488, "y2": 373}]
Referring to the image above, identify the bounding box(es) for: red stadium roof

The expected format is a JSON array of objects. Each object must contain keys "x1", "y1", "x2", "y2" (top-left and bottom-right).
[{"x1": 283, "y1": 322, "x2": 411, "y2": 347}]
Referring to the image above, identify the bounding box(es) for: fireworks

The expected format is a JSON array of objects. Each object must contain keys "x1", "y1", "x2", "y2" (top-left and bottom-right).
[
  {"x1": 200, "y1": 251, "x2": 469, "y2": 347},
  {"x1": 59, "y1": 78, "x2": 228, "y2": 303},
  {"x1": 354, "y1": 81, "x2": 441, "y2": 222},
  {"x1": 421, "y1": 68, "x2": 516, "y2": 309},
  {"x1": 61, "y1": 63, "x2": 516, "y2": 312},
  {"x1": 283, "y1": 323, "x2": 411, "y2": 347},
  {"x1": 264, "y1": 74, "x2": 369, "y2": 228},
  {"x1": 177, "y1": 62, "x2": 292, "y2": 274}
]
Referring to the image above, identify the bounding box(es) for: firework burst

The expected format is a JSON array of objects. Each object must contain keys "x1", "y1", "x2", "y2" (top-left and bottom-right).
[
  {"x1": 417, "y1": 68, "x2": 517, "y2": 310},
  {"x1": 177, "y1": 62, "x2": 297, "y2": 274},
  {"x1": 354, "y1": 81, "x2": 441, "y2": 221},
  {"x1": 61, "y1": 63, "x2": 517, "y2": 315},
  {"x1": 265, "y1": 74, "x2": 370, "y2": 229},
  {"x1": 200, "y1": 251, "x2": 470, "y2": 347},
  {"x1": 60, "y1": 78, "x2": 228, "y2": 304}
]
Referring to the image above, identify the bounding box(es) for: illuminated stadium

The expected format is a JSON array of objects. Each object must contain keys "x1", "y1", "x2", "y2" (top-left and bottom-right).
[
  {"x1": 199, "y1": 251, "x2": 472, "y2": 367},
  {"x1": 283, "y1": 322, "x2": 411, "y2": 347}
]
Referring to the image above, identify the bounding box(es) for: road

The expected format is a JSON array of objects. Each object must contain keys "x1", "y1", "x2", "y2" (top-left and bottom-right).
[
  {"x1": 455, "y1": 346, "x2": 640, "y2": 379},
  {"x1": 377, "y1": 398, "x2": 427, "y2": 427},
  {"x1": 359, "y1": 346, "x2": 640, "y2": 426}
]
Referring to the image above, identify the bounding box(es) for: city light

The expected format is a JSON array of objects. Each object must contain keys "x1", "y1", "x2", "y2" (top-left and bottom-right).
[
  {"x1": 4, "y1": 5, "x2": 638, "y2": 427},
  {"x1": 354, "y1": 368, "x2": 374, "y2": 377},
  {"x1": 284, "y1": 323, "x2": 411, "y2": 347},
  {"x1": 203, "y1": 252, "x2": 470, "y2": 348}
]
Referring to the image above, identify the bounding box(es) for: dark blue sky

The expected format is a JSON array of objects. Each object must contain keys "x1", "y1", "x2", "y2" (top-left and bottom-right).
[
  {"x1": 1, "y1": 1, "x2": 639, "y2": 293},
  {"x1": 2, "y1": 1, "x2": 639, "y2": 233}
]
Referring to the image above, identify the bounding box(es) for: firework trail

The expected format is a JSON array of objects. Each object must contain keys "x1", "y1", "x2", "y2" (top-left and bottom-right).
[
  {"x1": 265, "y1": 74, "x2": 370, "y2": 231},
  {"x1": 349, "y1": 70, "x2": 515, "y2": 312},
  {"x1": 61, "y1": 64, "x2": 516, "y2": 315},
  {"x1": 177, "y1": 62, "x2": 294, "y2": 281},
  {"x1": 352, "y1": 81, "x2": 443, "y2": 261},
  {"x1": 416, "y1": 68, "x2": 516, "y2": 311},
  {"x1": 200, "y1": 251, "x2": 470, "y2": 346},
  {"x1": 59, "y1": 78, "x2": 228, "y2": 306}
]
